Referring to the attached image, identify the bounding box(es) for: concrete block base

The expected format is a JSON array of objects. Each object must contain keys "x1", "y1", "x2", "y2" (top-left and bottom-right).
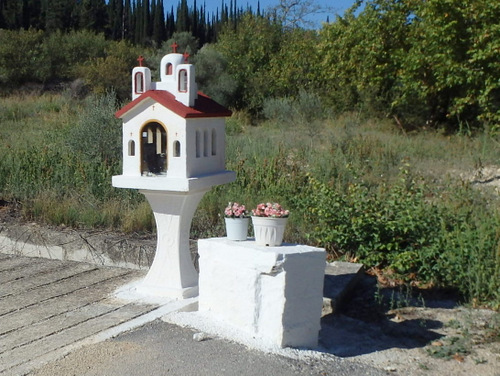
[{"x1": 198, "y1": 238, "x2": 325, "y2": 348}]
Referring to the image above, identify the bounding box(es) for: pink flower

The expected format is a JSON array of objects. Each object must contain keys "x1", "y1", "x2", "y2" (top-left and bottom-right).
[
  {"x1": 252, "y1": 202, "x2": 289, "y2": 218},
  {"x1": 224, "y1": 202, "x2": 248, "y2": 218}
]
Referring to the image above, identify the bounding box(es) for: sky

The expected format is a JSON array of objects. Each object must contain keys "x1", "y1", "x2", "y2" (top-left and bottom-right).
[{"x1": 186, "y1": 0, "x2": 359, "y2": 28}]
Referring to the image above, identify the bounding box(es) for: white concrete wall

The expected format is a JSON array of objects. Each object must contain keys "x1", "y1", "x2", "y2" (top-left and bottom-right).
[
  {"x1": 155, "y1": 54, "x2": 198, "y2": 107},
  {"x1": 198, "y1": 238, "x2": 325, "y2": 348},
  {"x1": 119, "y1": 104, "x2": 226, "y2": 180},
  {"x1": 131, "y1": 66, "x2": 151, "y2": 100},
  {"x1": 185, "y1": 118, "x2": 226, "y2": 177},
  {"x1": 120, "y1": 102, "x2": 187, "y2": 178},
  {"x1": 174, "y1": 64, "x2": 197, "y2": 107},
  {"x1": 159, "y1": 53, "x2": 184, "y2": 86}
]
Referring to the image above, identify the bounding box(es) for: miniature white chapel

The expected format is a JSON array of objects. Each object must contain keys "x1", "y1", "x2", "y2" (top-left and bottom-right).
[{"x1": 113, "y1": 45, "x2": 235, "y2": 299}]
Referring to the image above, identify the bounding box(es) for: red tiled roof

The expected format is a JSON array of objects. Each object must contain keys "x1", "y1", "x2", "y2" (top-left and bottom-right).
[{"x1": 115, "y1": 90, "x2": 232, "y2": 119}]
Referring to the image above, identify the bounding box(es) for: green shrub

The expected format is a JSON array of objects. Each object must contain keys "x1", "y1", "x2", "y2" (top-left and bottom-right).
[
  {"x1": 225, "y1": 110, "x2": 251, "y2": 135},
  {"x1": 75, "y1": 40, "x2": 141, "y2": 100},
  {"x1": 194, "y1": 44, "x2": 238, "y2": 108},
  {"x1": 426, "y1": 199, "x2": 500, "y2": 306},
  {"x1": 262, "y1": 96, "x2": 294, "y2": 124},
  {"x1": 0, "y1": 29, "x2": 46, "y2": 86},
  {"x1": 295, "y1": 163, "x2": 500, "y2": 306},
  {"x1": 0, "y1": 29, "x2": 112, "y2": 89},
  {"x1": 263, "y1": 90, "x2": 325, "y2": 124},
  {"x1": 42, "y1": 30, "x2": 108, "y2": 81},
  {"x1": 120, "y1": 201, "x2": 155, "y2": 233},
  {"x1": 67, "y1": 92, "x2": 122, "y2": 165}
]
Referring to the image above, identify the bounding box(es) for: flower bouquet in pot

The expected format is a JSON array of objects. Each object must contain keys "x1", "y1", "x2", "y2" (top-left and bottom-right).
[
  {"x1": 224, "y1": 202, "x2": 249, "y2": 241},
  {"x1": 251, "y1": 202, "x2": 289, "y2": 246}
]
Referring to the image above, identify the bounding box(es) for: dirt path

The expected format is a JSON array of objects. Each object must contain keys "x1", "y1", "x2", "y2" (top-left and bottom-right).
[{"x1": 326, "y1": 274, "x2": 500, "y2": 375}]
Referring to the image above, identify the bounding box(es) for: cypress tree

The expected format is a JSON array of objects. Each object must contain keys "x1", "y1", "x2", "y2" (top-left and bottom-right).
[
  {"x1": 144, "y1": 0, "x2": 151, "y2": 40},
  {"x1": 1, "y1": 0, "x2": 22, "y2": 29},
  {"x1": 79, "y1": 0, "x2": 107, "y2": 34},
  {"x1": 176, "y1": 0, "x2": 189, "y2": 32},
  {"x1": 43, "y1": 0, "x2": 76, "y2": 32},
  {"x1": 0, "y1": 0, "x2": 5, "y2": 29},
  {"x1": 116, "y1": 0, "x2": 124, "y2": 38},
  {"x1": 108, "y1": 0, "x2": 119, "y2": 39},
  {"x1": 166, "y1": 6, "x2": 175, "y2": 39},
  {"x1": 152, "y1": 0, "x2": 166, "y2": 46},
  {"x1": 93, "y1": 0, "x2": 108, "y2": 34},
  {"x1": 197, "y1": 3, "x2": 206, "y2": 45},
  {"x1": 124, "y1": 0, "x2": 132, "y2": 40},
  {"x1": 192, "y1": 0, "x2": 198, "y2": 35},
  {"x1": 134, "y1": 0, "x2": 144, "y2": 44},
  {"x1": 221, "y1": 1, "x2": 228, "y2": 24},
  {"x1": 21, "y1": 0, "x2": 30, "y2": 29}
]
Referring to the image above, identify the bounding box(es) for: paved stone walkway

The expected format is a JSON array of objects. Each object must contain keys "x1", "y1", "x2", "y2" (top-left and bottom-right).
[
  {"x1": 0, "y1": 251, "x2": 366, "y2": 376},
  {"x1": 0, "y1": 254, "x2": 159, "y2": 375}
]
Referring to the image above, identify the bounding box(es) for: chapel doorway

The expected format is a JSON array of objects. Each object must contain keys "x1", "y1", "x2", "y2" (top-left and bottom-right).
[{"x1": 141, "y1": 122, "x2": 167, "y2": 175}]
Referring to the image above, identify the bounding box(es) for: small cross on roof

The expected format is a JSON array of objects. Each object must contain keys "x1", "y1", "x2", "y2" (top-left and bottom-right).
[
  {"x1": 137, "y1": 55, "x2": 144, "y2": 67},
  {"x1": 183, "y1": 51, "x2": 190, "y2": 62},
  {"x1": 171, "y1": 42, "x2": 179, "y2": 53}
]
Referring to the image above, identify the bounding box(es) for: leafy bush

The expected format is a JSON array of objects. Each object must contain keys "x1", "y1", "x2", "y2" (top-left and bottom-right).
[
  {"x1": 225, "y1": 110, "x2": 251, "y2": 135},
  {"x1": 262, "y1": 96, "x2": 294, "y2": 124},
  {"x1": 296, "y1": 164, "x2": 500, "y2": 306},
  {"x1": 215, "y1": 14, "x2": 283, "y2": 112},
  {"x1": 75, "y1": 40, "x2": 141, "y2": 100},
  {"x1": 67, "y1": 92, "x2": 122, "y2": 165},
  {"x1": 0, "y1": 29, "x2": 46, "y2": 86},
  {"x1": 0, "y1": 29, "x2": 111, "y2": 90},
  {"x1": 164, "y1": 32, "x2": 199, "y2": 55},
  {"x1": 193, "y1": 44, "x2": 238, "y2": 108},
  {"x1": 38, "y1": 30, "x2": 108, "y2": 82},
  {"x1": 318, "y1": 0, "x2": 500, "y2": 132},
  {"x1": 297, "y1": 165, "x2": 439, "y2": 264},
  {"x1": 263, "y1": 90, "x2": 325, "y2": 125}
]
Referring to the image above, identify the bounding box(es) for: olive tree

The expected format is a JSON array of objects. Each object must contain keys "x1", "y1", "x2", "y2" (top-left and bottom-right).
[{"x1": 318, "y1": 0, "x2": 500, "y2": 131}]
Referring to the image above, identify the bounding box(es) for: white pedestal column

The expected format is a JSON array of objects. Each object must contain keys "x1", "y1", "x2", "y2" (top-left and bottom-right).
[{"x1": 136, "y1": 189, "x2": 207, "y2": 299}]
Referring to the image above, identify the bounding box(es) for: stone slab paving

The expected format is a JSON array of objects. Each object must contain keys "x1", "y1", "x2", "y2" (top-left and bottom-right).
[
  {"x1": 0, "y1": 254, "x2": 161, "y2": 376},
  {"x1": 0, "y1": 251, "x2": 364, "y2": 376}
]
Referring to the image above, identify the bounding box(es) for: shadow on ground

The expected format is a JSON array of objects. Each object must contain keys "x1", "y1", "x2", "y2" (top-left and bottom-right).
[{"x1": 318, "y1": 273, "x2": 458, "y2": 357}]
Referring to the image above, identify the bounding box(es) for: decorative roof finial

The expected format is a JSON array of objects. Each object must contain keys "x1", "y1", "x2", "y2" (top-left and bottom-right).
[
  {"x1": 137, "y1": 55, "x2": 145, "y2": 67},
  {"x1": 171, "y1": 42, "x2": 179, "y2": 53},
  {"x1": 183, "y1": 51, "x2": 190, "y2": 62}
]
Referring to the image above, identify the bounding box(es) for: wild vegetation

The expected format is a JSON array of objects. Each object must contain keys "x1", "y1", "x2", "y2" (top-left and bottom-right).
[
  {"x1": 0, "y1": 0, "x2": 499, "y2": 308},
  {"x1": 1, "y1": 92, "x2": 498, "y2": 308},
  {"x1": 1, "y1": 0, "x2": 499, "y2": 131}
]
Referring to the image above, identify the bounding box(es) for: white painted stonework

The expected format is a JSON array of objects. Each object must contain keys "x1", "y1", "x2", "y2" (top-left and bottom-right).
[
  {"x1": 198, "y1": 238, "x2": 326, "y2": 348},
  {"x1": 112, "y1": 51, "x2": 234, "y2": 299},
  {"x1": 132, "y1": 53, "x2": 196, "y2": 106},
  {"x1": 133, "y1": 190, "x2": 206, "y2": 299},
  {"x1": 156, "y1": 54, "x2": 197, "y2": 106},
  {"x1": 113, "y1": 52, "x2": 235, "y2": 193}
]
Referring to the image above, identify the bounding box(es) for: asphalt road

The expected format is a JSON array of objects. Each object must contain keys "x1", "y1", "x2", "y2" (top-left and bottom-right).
[{"x1": 30, "y1": 319, "x2": 388, "y2": 376}]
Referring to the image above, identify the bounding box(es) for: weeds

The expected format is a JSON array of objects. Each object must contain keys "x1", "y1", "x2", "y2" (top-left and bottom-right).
[
  {"x1": 427, "y1": 311, "x2": 500, "y2": 361},
  {"x1": 426, "y1": 336, "x2": 471, "y2": 360}
]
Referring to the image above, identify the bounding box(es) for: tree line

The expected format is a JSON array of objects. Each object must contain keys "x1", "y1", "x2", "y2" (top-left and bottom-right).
[
  {"x1": 0, "y1": 0, "x2": 499, "y2": 133},
  {"x1": 0, "y1": 0, "x2": 256, "y2": 46}
]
